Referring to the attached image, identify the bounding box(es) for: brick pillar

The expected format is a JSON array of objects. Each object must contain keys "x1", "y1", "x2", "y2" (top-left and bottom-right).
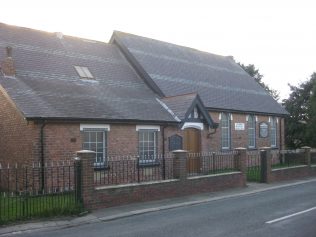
[
  {"x1": 234, "y1": 148, "x2": 247, "y2": 183},
  {"x1": 234, "y1": 148, "x2": 247, "y2": 173},
  {"x1": 75, "y1": 150, "x2": 95, "y2": 209},
  {"x1": 260, "y1": 147, "x2": 271, "y2": 183},
  {"x1": 302, "y1": 146, "x2": 311, "y2": 167},
  {"x1": 172, "y1": 150, "x2": 188, "y2": 180}
]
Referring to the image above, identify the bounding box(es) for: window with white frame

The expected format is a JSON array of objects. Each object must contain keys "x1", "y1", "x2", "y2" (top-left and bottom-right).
[
  {"x1": 82, "y1": 128, "x2": 107, "y2": 166},
  {"x1": 270, "y1": 117, "x2": 277, "y2": 147},
  {"x1": 138, "y1": 129, "x2": 158, "y2": 163},
  {"x1": 248, "y1": 115, "x2": 256, "y2": 148},
  {"x1": 221, "y1": 113, "x2": 231, "y2": 149}
]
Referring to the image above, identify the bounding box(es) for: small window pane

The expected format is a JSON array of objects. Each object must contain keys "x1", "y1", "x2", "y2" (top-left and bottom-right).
[
  {"x1": 82, "y1": 67, "x2": 93, "y2": 78},
  {"x1": 270, "y1": 117, "x2": 277, "y2": 147},
  {"x1": 83, "y1": 130, "x2": 107, "y2": 165},
  {"x1": 248, "y1": 115, "x2": 256, "y2": 148},
  {"x1": 138, "y1": 130, "x2": 157, "y2": 161},
  {"x1": 74, "y1": 66, "x2": 94, "y2": 79},
  {"x1": 221, "y1": 113, "x2": 231, "y2": 149}
]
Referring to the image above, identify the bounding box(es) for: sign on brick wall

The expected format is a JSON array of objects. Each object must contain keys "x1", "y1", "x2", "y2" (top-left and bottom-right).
[{"x1": 235, "y1": 123, "x2": 245, "y2": 131}]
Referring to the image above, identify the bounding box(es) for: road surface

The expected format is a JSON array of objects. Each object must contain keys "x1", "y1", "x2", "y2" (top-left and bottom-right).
[{"x1": 17, "y1": 181, "x2": 316, "y2": 237}]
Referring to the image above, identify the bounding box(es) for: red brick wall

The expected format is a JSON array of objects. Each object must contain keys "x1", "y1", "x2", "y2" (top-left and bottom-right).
[
  {"x1": 269, "y1": 166, "x2": 316, "y2": 183},
  {"x1": 0, "y1": 89, "x2": 39, "y2": 165},
  {"x1": 0, "y1": 98, "x2": 286, "y2": 166},
  {"x1": 207, "y1": 112, "x2": 284, "y2": 151},
  {"x1": 43, "y1": 123, "x2": 81, "y2": 162},
  {"x1": 89, "y1": 173, "x2": 245, "y2": 209}
]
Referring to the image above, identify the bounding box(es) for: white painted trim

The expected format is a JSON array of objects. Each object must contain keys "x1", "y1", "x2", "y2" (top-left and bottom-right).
[
  {"x1": 136, "y1": 125, "x2": 160, "y2": 131},
  {"x1": 181, "y1": 122, "x2": 204, "y2": 130},
  {"x1": 255, "y1": 116, "x2": 258, "y2": 122},
  {"x1": 80, "y1": 124, "x2": 110, "y2": 131},
  {"x1": 230, "y1": 114, "x2": 233, "y2": 121},
  {"x1": 246, "y1": 115, "x2": 249, "y2": 122}
]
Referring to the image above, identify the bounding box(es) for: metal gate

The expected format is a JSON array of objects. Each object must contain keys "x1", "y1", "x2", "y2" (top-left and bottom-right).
[{"x1": 246, "y1": 151, "x2": 262, "y2": 182}]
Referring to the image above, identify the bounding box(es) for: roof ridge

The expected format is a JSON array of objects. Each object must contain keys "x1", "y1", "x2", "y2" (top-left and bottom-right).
[
  {"x1": 0, "y1": 22, "x2": 108, "y2": 45},
  {"x1": 113, "y1": 31, "x2": 229, "y2": 59}
]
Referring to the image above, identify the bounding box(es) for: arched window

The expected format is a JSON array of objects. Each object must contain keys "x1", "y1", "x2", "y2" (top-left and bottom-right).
[
  {"x1": 221, "y1": 113, "x2": 231, "y2": 149},
  {"x1": 248, "y1": 115, "x2": 256, "y2": 148},
  {"x1": 270, "y1": 117, "x2": 277, "y2": 147}
]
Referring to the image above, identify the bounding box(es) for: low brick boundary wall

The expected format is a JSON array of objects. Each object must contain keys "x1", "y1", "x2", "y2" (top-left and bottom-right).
[
  {"x1": 260, "y1": 147, "x2": 316, "y2": 183},
  {"x1": 90, "y1": 172, "x2": 244, "y2": 209},
  {"x1": 269, "y1": 165, "x2": 316, "y2": 183},
  {"x1": 75, "y1": 149, "x2": 247, "y2": 210}
]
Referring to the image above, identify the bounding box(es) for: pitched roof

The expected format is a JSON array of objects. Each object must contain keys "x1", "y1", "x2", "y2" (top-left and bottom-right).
[
  {"x1": 111, "y1": 31, "x2": 288, "y2": 115},
  {"x1": 161, "y1": 93, "x2": 197, "y2": 120},
  {"x1": 0, "y1": 23, "x2": 176, "y2": 123},
  {"x1": 161, "y1": 93, "x2": 217, "y2": 128}
]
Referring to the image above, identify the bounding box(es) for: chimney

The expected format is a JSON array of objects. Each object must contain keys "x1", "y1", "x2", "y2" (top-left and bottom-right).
[
  {"x1": 55, "y1": 32, "x2": 63, "y2": 39},
  {"x1": 1, "y1": 46, "x2": 16, "y2": 77}
]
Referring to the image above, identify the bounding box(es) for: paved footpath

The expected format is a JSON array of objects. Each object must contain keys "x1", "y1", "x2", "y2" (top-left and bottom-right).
[{"x1": 1, "y1": 177, "x2": 316, "y2": 236}]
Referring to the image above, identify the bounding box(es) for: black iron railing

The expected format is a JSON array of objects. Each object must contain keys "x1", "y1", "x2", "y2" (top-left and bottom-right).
[
  {"x1": 273, "y1": 150, "x2": 306, "y2": 169},
  {"x1": 93, "y1": 154, "x2": 174, "y2": 186},
  {"x1": 0, "y1": 161, "x2": 81, "y2": 225},
  {"x1": 187, "y1": 151, "x2": 239, "y2": 177}
]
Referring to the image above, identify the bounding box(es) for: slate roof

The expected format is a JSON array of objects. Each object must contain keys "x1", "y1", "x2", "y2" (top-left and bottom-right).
[
  {"x1": 112, "y1": 31, "x2": 288, "y2": 115},
  {"x1": 0, "y1": 23, "x2": 176, "y2": 123},
  {"x1": 161, "y1": 93, "x2": 216, "y2": 128},
  {"x1": 161, "y1": 93, "x2": 197, "y2": 120}
]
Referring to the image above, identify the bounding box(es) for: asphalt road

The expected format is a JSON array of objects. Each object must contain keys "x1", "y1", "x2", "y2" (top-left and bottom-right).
[{"x1": 20, "y1": 181, "x2": 316, "y2": 237}]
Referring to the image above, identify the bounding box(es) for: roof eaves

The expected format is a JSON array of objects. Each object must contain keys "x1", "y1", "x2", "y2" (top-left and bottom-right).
[
  {"x1": 206, "y1": 107, "x2": 289, "y2": 117},
  {"x1": 25, "y1": 116, "x2": 180, "y2": 125}
]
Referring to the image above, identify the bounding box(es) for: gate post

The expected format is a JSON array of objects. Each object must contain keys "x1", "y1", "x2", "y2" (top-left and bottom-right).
[
  {"x1": 235, "y1": 148, "x2": 247, "y2": 183},
  {"x1": 172, "y1": 150, "x2": 188, "y2": 180},
  {"x1": 75, "y1": 150, "x2": 95, "y2": 209},
  {"x1": 302, "y1": 146, "x2": 311, "y2": 167},
  {"x1": 260, "y1": 147, "x2": 271, "y2": 183}
]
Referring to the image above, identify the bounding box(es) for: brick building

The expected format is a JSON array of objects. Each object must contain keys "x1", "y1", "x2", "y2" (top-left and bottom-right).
[{"x1": 0, "y1": 23, "x2": 288, "y2": 167}]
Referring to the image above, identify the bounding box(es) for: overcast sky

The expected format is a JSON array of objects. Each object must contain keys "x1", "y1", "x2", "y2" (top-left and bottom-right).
[{"x1": 1, "y1": 0, "x2": 315, "y2": 100}]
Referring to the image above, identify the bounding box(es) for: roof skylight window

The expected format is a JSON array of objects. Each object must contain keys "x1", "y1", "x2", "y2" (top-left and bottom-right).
[{"x1": 74, "y1": 66, "x2": 94, "y2": 79}]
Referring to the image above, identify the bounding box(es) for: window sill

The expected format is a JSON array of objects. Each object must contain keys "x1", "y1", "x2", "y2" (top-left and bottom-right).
[
  {"x1": 138, "y1": 161, "x2": 160, "y2": 168},
  {"x1": 94, "y1": 165, "x2": 110, "y2": 171}
]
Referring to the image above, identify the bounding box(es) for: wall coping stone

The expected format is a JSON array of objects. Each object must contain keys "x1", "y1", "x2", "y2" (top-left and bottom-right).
[
  {"x1": 187, "y1": 171, "x2": 241, "y2": 180},
  {"x1": 95, "y1": 179, "x2": 179, "y2": 190},
  {"x1": 272, "y1": 165, "x2": 307, "y2": 171}
]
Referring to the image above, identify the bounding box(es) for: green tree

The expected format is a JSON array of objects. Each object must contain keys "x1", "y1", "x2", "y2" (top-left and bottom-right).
[
  {"x1": 283, "y1": 73, "x2": 316, "y2": 148},
  {"x1": 238, "y1": 63, "x2": 280, "y2": 101}
]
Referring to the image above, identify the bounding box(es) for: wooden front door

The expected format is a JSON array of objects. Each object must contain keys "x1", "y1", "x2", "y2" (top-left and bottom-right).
[{"x1": 184, "y1": 128, "x2": 201, "y2": 173}]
